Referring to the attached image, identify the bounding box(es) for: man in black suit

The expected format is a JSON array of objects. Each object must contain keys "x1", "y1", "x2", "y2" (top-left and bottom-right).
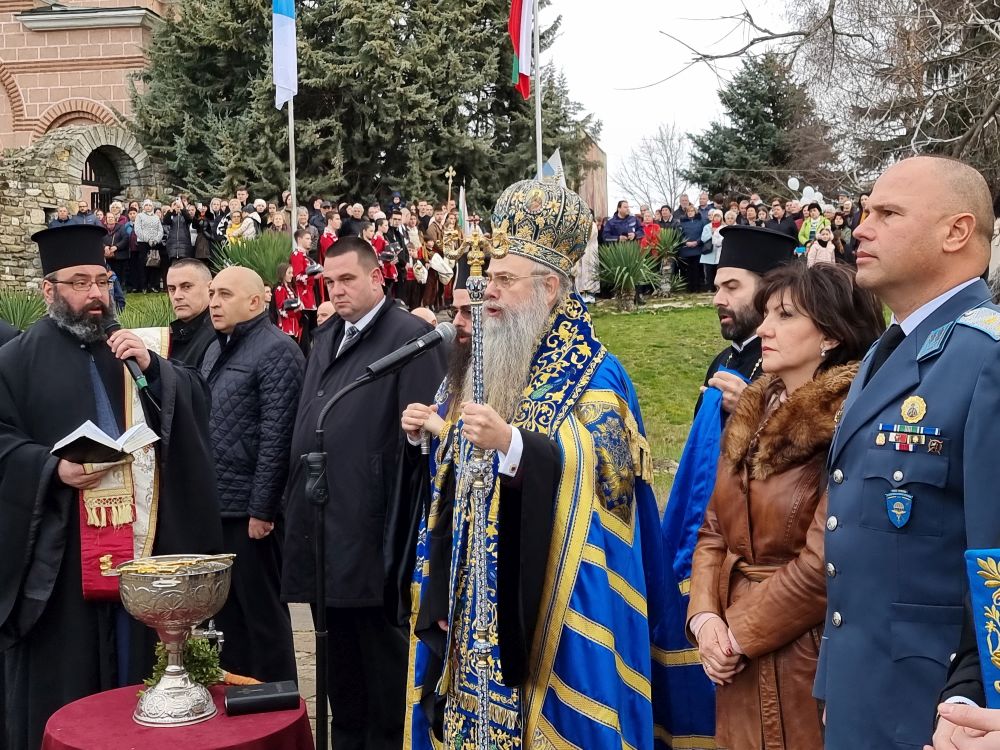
[{"x1": 281, "y1": 236, "x2": 445, "y2": 750}]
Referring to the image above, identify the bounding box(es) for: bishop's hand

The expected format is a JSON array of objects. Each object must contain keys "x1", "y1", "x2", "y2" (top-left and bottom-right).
[
  {"x1": 401, "y1": 403, "x2": 444, "y2": 440},
  {"x1": 460, "y1": 402, "x2": 513, "y2": 453}
]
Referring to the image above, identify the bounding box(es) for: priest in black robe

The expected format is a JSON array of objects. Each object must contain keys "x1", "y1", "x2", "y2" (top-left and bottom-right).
[
  {"x1": 0, "y1": 225, "x2": 222, "y2": 750},
  {"x1": 695, "y1": 225, "x2": 798, "y2": 418}
]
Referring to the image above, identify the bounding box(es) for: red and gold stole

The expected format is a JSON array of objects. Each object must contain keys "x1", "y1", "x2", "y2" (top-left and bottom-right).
[{"x1": 78, "y1": 328, "x2": 170, "y2": 600}]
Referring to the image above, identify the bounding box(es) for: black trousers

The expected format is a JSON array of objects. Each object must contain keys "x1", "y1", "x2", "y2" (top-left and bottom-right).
[
  {"x1": 703, "y1": 262, "x2": 718, "y2": 292},
  {"x1": 678, "y1": 256, "x2": 704, "y2": 292},
  {"x1": 109, "y1": 259, "x2": 129, "y2": 291},
  {"x1": 311, "y1": 605, "x2": 407, "y2": 750},
  {"x1": 213, "y1": 518, "x2": 297, "y2": 683},
  {"x1": 130, "y1": 248, "x2": 148, "y2": 292}
]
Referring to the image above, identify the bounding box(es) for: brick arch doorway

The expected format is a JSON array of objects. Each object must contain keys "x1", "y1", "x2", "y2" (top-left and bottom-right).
[{"x1": 82, "y1": 146, "x2": 135, "y2": 214}]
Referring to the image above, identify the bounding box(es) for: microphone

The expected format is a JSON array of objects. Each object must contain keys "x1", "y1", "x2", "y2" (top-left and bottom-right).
[
  {"x1": 365, "y1": 322, "x2": 456, "y2": 378},
  {"x1": 104, "y1": 321, "x2": 150, "y2": 391}
]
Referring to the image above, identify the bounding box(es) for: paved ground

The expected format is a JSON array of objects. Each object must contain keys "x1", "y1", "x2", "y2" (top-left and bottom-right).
[{"x1": 290, "y1": 603, "x2": 318, "y2": 735}]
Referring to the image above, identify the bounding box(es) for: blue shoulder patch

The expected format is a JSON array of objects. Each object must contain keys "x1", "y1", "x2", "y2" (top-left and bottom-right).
[
  {"x1": 957, "y1": 308, "x2": 1000, "y2": 341},
  {"x1": 918, "y1": 322, "x2": 956, "y2": 361}
]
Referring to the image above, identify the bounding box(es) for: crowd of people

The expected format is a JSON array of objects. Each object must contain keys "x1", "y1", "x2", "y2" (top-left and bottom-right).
[
  {"x1": 598, "y1": 189, "x2": 868, "y2": 293},
  {"x1": 4, "y1": 156, "x2": 1000, "y2": 750}
]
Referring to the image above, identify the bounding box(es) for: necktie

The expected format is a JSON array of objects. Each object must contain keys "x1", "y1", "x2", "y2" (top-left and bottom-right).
[
  {"x1": 339, "y1": 324, "x2": 359, "y2": 354},
  {"x1": 864, "y1": 323, "x2": 905, "y2": 386}
]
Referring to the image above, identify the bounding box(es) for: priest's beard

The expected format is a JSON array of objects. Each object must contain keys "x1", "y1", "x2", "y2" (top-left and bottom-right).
[
  {"x1": 463, "y1": 281, "x2": 554, "y2": 421},
  {"x1": 447, "y1": 338, "x2": 472, "y2": 394},
  {"x1": 49, "y1": 289, "x2": 116, "y2": 344},
  {"x1": 717, "y1": 301, "x2": 761, "y2": 343}
]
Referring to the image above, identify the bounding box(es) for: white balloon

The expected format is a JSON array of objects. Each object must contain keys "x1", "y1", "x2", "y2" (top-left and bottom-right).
[
  {"x1": 815, "y1": 192, "x2": 824, "y2": 203},
  {"x1": 787, "y1": 177, "x2": 800, "y2": 191},
  {"x1": 802, "y1": 187, "x2": 815, "y2": 200}
]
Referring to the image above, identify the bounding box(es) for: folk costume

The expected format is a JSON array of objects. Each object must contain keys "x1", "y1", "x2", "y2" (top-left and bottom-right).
[
  {"x1": 405, "y1": 181, "x2": 669, "y2": 750},
  {"x1": 0, "y1": 226, "x2": 222, "y2": 750},
  {"x1": 274, "y1": 282, "x2": 303, "y2": 340},
  {"x1": 658, "y1": 225, "x2": 797, "y2": 749}
]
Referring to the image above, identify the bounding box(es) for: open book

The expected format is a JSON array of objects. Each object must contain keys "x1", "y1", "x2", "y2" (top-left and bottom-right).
[{"x1": 51, "y1": 420, "x2": 160, "y2": 464}]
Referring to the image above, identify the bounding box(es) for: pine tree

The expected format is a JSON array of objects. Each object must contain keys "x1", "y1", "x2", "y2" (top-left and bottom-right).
[
  {"x1": 683, "y1": 53, "x2": 832, "y2": 196},
  {"x1": 131, "y1": 0, "x2": 598, "y2": 208}
]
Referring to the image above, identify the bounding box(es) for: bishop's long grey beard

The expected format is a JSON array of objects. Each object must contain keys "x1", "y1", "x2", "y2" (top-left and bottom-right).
[{"x1": 463, "y1": 281, "x2": 554, "y2": 421}]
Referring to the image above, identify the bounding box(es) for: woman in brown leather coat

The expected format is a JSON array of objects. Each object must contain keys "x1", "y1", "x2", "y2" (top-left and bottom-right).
[{"x1": 687, "y1": 262, "x2": 885, "y2": 749}]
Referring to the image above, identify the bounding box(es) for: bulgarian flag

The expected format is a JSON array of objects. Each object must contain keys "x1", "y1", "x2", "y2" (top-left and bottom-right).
[{"x1": 509, "y1": 0, "x2": 533, "y2": 100}]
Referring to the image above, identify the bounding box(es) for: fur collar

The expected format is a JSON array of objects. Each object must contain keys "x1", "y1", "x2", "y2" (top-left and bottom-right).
[{"x1": 722, "y1": 363, "x2": 858, "y2": 480}]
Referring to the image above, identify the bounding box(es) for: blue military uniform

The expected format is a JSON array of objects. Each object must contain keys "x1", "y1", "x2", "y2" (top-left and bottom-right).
[{"x1": 816, "y1": 278, "x2": 1000, "y2": 748}]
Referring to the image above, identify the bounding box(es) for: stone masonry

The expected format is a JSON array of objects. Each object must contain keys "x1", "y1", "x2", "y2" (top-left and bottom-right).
[{"x1": 0, "y1": 123, "x2": 165, "y2": 289}]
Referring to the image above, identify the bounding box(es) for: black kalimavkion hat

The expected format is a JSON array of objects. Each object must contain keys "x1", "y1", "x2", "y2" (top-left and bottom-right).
[
  {"x1": 717, "y1": 225, "x2": 797, "y2": 276},
  {"x1": 32, "y1": 224, "x2": 108, "y2": 276}
]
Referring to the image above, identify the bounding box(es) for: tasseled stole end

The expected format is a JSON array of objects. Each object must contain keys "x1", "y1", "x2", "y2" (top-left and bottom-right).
[{"x1": 84, "y1": 495, "x2": 135, "y2": 529}]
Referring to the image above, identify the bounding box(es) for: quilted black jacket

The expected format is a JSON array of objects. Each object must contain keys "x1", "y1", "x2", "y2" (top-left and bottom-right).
[{"x1": 201, "y1": 312, "x2": 305, "y2": 519}]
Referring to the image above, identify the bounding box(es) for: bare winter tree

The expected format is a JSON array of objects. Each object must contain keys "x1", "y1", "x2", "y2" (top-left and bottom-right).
[
  {"x1": 613, "y1": 123, "x2": 692, "y2": 210},
  {"x1": 657, "y1": 0, "x2": 1000, "y2": 194}
]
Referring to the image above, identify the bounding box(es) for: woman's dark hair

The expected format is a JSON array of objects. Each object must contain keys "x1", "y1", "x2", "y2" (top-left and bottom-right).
[
  {"x1": 753, "y1": 262, "x2": 886, "y2": 372},
  {"x1": 275, "y1": 262, "x2": 292, "y2": 286},
  {"x1": 833, "y1": 212, "x2": 846, "y2": 227}
]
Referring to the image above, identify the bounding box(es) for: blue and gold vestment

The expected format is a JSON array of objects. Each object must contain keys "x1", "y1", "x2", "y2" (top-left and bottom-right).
[{"x1": 406, "y1": 294, "x2": 673, "y2": 750}]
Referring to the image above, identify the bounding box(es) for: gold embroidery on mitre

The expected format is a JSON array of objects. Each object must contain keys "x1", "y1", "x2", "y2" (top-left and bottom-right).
[{"x1": 490, "y1": 179, "x2": 593, "y2": 277}]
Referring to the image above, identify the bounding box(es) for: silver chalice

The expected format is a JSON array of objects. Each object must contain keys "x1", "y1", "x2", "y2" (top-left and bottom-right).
[{"x1": 112, "y1": 554, "x2": 234, "y2": 727}]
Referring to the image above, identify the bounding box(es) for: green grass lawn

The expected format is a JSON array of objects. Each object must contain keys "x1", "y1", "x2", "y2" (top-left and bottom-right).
[
  {"x1": 118, "y1": 292, "x2": 723, "y2": 500},
  {"x1": 590, "y1": 298, "x2": 722, "y2": 501}
]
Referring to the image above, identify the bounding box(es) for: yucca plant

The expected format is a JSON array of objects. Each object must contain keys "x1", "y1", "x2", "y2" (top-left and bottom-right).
[
  {"x1": 651, "y1": 227, "x2": 683, "y2": 264},
  {"x1": 214, "y1": 233, "x2": 293, "y2": 285},
  {"x1": 598, "y1": 241, "x2": 660, "y2": 312},
  {"x1": 118, "y1": 293, "x2": 176, "y2": 329},
  {"x1": 0, "y1": 289, "x2": 46, "y2": 330}
]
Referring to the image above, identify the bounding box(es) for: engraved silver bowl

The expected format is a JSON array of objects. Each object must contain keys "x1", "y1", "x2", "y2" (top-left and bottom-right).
[{"x1": 114, "y1": 554, "x2": 234, "y2": 727}]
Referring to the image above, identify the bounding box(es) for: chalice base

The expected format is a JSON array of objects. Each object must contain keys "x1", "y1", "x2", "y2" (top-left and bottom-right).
[{"x1": 133, "y1": 670, "x2": 217, "y2": 727}]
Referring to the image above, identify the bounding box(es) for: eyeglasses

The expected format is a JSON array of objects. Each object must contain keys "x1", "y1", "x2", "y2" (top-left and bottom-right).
[
  {"x1": 485, "y1": 271, "x2": 551, "y2": 289},
  {"x1": 51, "y1": 278, "x2": 111, "y2": 292}
]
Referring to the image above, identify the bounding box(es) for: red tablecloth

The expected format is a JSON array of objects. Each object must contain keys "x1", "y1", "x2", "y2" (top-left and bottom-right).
[{"x1": 41, "y1": 684, "x2": 314, "y2": 750}]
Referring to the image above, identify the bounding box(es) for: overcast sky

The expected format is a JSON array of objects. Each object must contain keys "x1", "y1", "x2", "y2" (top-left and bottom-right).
[{"x1": 542, "y1": 0, "x2": 785, "y2": 207}]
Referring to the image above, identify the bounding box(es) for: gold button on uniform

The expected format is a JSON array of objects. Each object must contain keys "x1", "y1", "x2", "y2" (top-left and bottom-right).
[{"x1": 832, "y1": 469, "x2": 844, "y2": 484}]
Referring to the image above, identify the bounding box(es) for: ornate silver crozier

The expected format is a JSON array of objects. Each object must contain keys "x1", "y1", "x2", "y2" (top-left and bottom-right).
[{"x1": 112, "y1": 554, "x2": 234, "y2": 727}]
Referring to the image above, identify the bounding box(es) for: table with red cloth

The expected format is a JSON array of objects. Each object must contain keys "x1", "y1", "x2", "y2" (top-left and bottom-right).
[{"x1": 41, "y1": 684, "x2": 314, "y2": 750}]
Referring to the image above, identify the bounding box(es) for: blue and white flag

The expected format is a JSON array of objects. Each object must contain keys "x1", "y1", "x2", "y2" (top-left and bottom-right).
[
  {"x1": 272, "y1": 0, "x2": 297, "y2": 109},
  {"x1": 539, "y1": 148, "x2": 566, "y2": 187}
]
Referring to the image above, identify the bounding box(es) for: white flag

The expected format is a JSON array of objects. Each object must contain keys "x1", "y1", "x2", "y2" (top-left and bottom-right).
[
  {"x1": 540, "y1": 148, "x2": 566, "y2": 188},
  {"x1": 272, "y1": 0, "x2": 297, "y2": 109}
]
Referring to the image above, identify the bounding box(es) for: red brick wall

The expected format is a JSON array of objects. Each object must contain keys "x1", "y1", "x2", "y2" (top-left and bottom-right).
[{"x1": 0, "y1": 0, "x2": 159, "y2": 149}]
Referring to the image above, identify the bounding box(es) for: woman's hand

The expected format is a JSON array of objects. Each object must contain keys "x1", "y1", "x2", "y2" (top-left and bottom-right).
[{"x1": 696, "y1": 614, "x2": 746, "y2": 685}]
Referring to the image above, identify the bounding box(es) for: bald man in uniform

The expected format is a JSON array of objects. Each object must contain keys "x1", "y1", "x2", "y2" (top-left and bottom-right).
[
  {"x1": 815, "y1": 156, "x2": 1000, "y2": 749},
  {"x1": 201, "y1": 266, "x2": 305, "y2": 682}
]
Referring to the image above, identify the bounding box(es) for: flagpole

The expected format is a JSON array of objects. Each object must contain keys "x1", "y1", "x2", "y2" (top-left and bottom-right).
[
  {"x1": 288, "y1": 98, "x2": 298, "y2": 253},
  {"x1": 532, "y1": 0, "x2": 543, "y2": 177}
]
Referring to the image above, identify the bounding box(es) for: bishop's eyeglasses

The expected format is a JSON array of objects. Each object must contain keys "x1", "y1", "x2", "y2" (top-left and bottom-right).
[{"x1": 485, "y1": 271, "x2": 551, "y2": 289}]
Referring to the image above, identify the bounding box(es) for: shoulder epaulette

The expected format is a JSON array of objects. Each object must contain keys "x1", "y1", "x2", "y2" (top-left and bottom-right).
[
  {"x1": 956, "y1": 307, "x2": 1000, "y2": 341},
  {"x1": 918, "y1": 321, "x2": 956, "y2": 360}
]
